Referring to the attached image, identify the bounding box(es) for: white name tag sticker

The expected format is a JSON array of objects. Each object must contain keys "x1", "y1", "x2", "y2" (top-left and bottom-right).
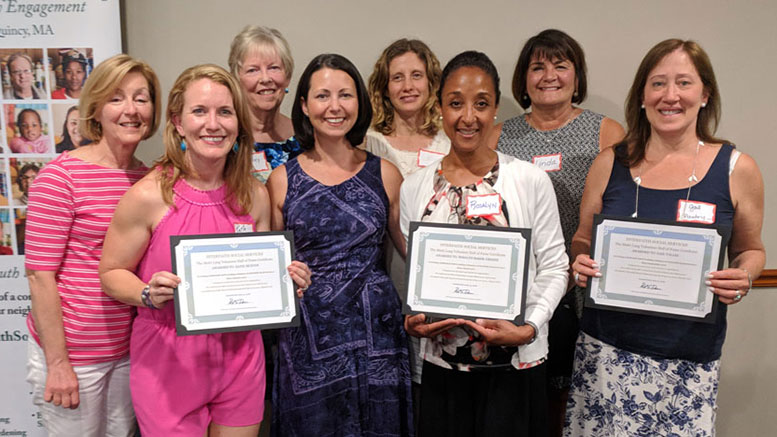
[
  {"x1": 252, "y1": 151, "x2": 270, "y2": 172},
  {"x1": 532, "y1": 153, "x2": 562, "y2": 172},
  {"x1": 234, "y1": 223, "x2": 254, "y2": 233},
  {"x1": 466, "y1": 193, "x2": 502, "y2": 218},
  {"x1": 417, "y1": 149, "x2": 445, "y2": 168},
  {"x1": 676, "y1": 200, "x2": 716, "y2": 224}
]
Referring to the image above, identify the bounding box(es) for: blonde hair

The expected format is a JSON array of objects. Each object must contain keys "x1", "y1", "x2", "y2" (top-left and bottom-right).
[
  {"x1": 368, "y1": 38, "x2": 441, "y2": 137},
  {"x1": 155, "y1": 64, "x2": 255, "y2": 215},
  {"x1": 78, "y1": 54, "x2": 161, "y2": 142},
  {"x1": 228, "y1": 25, "x2": 294, "y2": 80}
]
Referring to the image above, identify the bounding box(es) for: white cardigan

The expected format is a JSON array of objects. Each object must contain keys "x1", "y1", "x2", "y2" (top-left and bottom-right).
[{"x1": 399, "y1": 151, "x2": 569, "y2": 366}]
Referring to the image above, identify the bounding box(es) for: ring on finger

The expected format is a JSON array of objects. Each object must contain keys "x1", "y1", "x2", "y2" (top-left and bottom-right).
[
  {"x1": 574, "y1": 272, "x2": 580, "y2": 283},
  {"x1": 734, "y1": 291, "x2": 742, "y2": 301}
]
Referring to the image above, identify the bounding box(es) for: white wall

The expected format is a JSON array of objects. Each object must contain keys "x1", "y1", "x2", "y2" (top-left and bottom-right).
[{"x1": 123, "y1": 1, "x2": 776, "y2": 434}]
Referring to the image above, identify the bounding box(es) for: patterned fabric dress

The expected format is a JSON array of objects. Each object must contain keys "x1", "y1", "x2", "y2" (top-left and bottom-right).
[
  {"x1": 498, "y1": 109, "x2": 605, "y2": 390},
  {"x1": 272, "y1": 153, "x2": 413, "y2": 437},
  {"x1": 252, "y1": 137, "x2": 302, "y2": 183},
  {"x1": 564, "y1": 144, "x2": 736, "y2": 437}
]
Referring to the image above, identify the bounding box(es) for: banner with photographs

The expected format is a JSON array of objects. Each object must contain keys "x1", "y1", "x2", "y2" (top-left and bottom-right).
[{"x1": 0, "y1": 1, "x2": 121, "y2": 435}]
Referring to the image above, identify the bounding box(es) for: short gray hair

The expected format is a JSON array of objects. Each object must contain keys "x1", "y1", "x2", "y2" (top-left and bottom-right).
[{"x1": 228, "y1": 25, "x2": 293, "y2": 80}]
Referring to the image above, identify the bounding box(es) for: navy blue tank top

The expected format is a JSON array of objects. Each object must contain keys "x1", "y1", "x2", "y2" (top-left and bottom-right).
[{"x1": 581, "y1": 143, "x2": 735, "y2": 362}]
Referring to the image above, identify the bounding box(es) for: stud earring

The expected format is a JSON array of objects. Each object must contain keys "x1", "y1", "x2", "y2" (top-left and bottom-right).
[
  {"x1": 701, "y1": 102, "x2": 707, "y2": 108},
  {"x1": 494, "y1": 115, "x2": 497, "y2": 120},
  {"x1": 284, "y1": 88, "x2": 290, "y2": 94},
  {"x1": 573, "y1": 90, "x2": 578, "y2": 97},
  {"x1": 641, "y1": 104, "x2": 645, "y2": 109},
  {"x1": 232, "y1": 142, "x2": 240, "y2": 153},
  {"x1": 180, "y1": 140, "x2": 187, "y2": 151},
  {"x1": 523, "y1": 94, "x2": 529, "y2": 101}
]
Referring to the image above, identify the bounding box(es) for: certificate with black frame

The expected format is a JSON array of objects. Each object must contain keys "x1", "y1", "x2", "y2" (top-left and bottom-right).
[
  {"x1": 170, "y1": 231, "x2": 300, "y2": 336},
  {"x1": 585, "y1": 214, "x2": 730, "y2": 323},
  {"x1": 404, "y1": 222, "x2": 531, "y2": 324}
]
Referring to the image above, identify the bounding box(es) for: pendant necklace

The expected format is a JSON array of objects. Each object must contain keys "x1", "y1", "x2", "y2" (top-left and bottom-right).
[{"x1": 632, "y1": 140, "x2": 704, "y2": 218}]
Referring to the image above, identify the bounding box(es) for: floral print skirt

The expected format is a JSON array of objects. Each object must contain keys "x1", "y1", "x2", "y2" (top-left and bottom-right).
[{"x1": 564, "y1": 332, "x2": 719, "y2": 437}]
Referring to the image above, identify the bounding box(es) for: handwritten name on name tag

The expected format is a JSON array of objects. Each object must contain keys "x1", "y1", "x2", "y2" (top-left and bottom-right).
[
  {"x1": 417, "y1": 149, "x2": 446, "y2": 167},
  {"x1": 252, "y1": 151, "x2": 270, "y2": 172},
  {"x1": 234, "y1": 223, "x2": 254, "y2": 233},
  {"x1": 676, "y1": 200, "x2": 716, "y2": 224},
  {"x1": 466, "y1": 193, "x2": 502, "y2": 218},
  {"x1": 532, "y1": 153, "x2": 562, "y2": 172}
]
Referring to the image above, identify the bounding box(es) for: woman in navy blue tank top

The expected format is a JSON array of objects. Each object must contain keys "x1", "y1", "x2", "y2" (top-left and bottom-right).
[{"x1": 564, "y1": 40, "x2": 765, "y2": 436}]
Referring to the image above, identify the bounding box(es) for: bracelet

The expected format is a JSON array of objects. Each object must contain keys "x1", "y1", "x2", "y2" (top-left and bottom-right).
[
  {"x1": 524, "y1": 320, "x2": 539, "y2": 345},
  {"x1": 141, "y1": 285, "x2": 157, "y2": 310}
]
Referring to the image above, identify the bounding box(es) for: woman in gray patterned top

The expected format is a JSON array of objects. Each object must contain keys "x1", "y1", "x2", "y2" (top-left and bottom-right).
[{"x1": 494, "y1": 29, "x2": 624, "y2": 437}]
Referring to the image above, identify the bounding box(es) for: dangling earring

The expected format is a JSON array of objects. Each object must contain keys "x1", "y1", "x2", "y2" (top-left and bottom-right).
[
  {"x1": 180, "y1": 140, "x2": 187, "y2": 151},
  {"x1": 232, "y1": 142, "x2": 240, "y2": 153},
  {"x1": 284, "y1": 88, "x2": 290, "y2": 94}
]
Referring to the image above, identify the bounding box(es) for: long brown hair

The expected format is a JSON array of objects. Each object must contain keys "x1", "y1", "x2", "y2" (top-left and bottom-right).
[
  {"x1": 617, "y1": 39, "x2": 729, "y2": 167},
  {"x1": 154, "y1": 64, "x2": 255, "y2": 215},
  {"x1": 368, "y1": 38, "x2": 441, "y2": 137}
]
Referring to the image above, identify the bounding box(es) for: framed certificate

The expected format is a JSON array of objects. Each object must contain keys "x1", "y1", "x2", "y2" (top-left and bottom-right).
[
  {"x1": 586, "y1": 214, "x2": 730, "y2": 323},
  {"x1": 404, "y1": 222, "x2": 531, "y2": 324},
  {"x1": 171, "y1": 231, "x2": 299, "y2": 336}
]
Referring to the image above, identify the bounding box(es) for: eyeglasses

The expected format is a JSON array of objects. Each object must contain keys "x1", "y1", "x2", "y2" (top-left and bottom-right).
[{"x1": 10, "y1": 69, "x2": 32, "y2": 77}]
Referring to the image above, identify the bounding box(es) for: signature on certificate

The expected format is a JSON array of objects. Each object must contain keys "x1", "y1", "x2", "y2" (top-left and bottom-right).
[{"x1": 453, "y1": 286, "x2": 474, "y2": 295}]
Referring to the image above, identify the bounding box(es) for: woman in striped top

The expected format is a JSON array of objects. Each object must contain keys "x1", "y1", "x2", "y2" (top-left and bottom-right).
[{"x1": 24, "y1": 54, "x2": 161, "y2": 437}]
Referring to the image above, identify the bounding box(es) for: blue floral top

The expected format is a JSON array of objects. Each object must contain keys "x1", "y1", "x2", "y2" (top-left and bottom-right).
[{"x1": 252, "y1": 136, "x2": 303, "y2": 183}]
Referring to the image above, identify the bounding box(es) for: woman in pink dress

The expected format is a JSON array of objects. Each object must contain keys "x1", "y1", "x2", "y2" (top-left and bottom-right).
[{"x1": 99, "y1": 64, "x2": 311, "y2": 436}]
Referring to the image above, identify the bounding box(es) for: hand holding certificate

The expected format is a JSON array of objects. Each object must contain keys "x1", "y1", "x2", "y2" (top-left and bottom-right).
[
  {"x1": 583, "y1": 215, "x2": 730, "y2": 322},
  {"x1": 171, "y1": 231, "x2": 300, "y2": 335},
  {"x1": 403, "y1": 222, "x2": 531, "y2": 324}
]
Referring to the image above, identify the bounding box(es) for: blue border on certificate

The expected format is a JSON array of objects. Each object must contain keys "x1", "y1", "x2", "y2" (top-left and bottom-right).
[
  {"x1": 171, "y1": 231, "x2": 299, "y2": 336},
  {"x1": 585, "y1": 214, "x2": 730, "y2": 323},
  {"x1": 404, "y1": 222, "x2": 531, "y2": 324}
]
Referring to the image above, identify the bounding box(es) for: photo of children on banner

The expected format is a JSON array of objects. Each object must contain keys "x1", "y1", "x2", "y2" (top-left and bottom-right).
[
  {"x1": 1, "y1": 49, "x2": 47, "y2": 100},
  {"x1": 0, "y1": 159, "x2": 9, "y2": 206},
  {"x1": 0, "y1": 210, "x2": 13, "y2": 255},
  {"x1": 9, "y1": 157, "x2": 50, "y2": 206},
  {"x1": 48, "y1": 48, "x2": 93, "y2": 100},
  {"x1": 52, "y1": 104, "x2": 90, "y2": 153},
  {"x1": 4, "y1": 103, "x2": 52, "y2": 154}
]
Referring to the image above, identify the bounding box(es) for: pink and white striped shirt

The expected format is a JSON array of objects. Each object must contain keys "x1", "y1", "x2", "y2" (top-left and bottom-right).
[{"x1": 25, "y1": 153, "x2": 147, "y2": 366}]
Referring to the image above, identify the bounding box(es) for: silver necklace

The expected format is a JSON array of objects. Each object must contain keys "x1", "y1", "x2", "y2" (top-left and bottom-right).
[
  {"x1": 632, "y1": 140, "x2": 704, "y2": 218},
  {"x1": 527, "y1": 110, "x2": 574, "y2": 144}
]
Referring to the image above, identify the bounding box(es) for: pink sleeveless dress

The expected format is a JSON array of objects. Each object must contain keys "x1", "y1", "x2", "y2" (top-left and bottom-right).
[{"x1": 130, "y1": 179, "x2": 265, "y2": 435}]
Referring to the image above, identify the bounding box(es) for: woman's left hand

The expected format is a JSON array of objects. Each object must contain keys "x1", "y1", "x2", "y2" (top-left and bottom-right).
[
  {"x1": 708, "y1": 268, "x2": 751, "y2": 305},
  {"x1": 463, "y1": 319, "x2": 535, "y2": 346},
  {"x1": 288, "y1": 261, "x2": 312, "y2": 298}
]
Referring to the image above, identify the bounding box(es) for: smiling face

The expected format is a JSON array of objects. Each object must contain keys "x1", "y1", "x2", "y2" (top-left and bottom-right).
[
  {"x1": 302, "y1": 68, "x2": 358, "y2": 142},
  {"x1": 238, "y1": 48, "x2": 290, "y2": 114},
  {"x1": 96, "y1": 71, "x2": 154, "y2": 149},
  {"x1": 525, "y1": 54, "x2": 576, "y2": 109},
  {"x1": 64, "y1": 60, "x2": 86, "y2": 96},
  {"x1": 642, "y1": 48, "x2": 708, "y2": 138},
  {"x1": 9, "y1": 56, "x2": 34, "y2": 95},
  {"x1": 386, "y1": 51, "x2": 429, "y2": 118},
  {"x1": 174, "y1": 78, "x2": 238, "y2": 163},
  {"x1": 440, "y1": 66, "x2": 498, "y2": 152},
  {"x1": 19, "y1": 111, "x2": 42, "y2": 141},
  {"x1": 65, "y1": 109, "x2": 82, "y2": 146}
]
